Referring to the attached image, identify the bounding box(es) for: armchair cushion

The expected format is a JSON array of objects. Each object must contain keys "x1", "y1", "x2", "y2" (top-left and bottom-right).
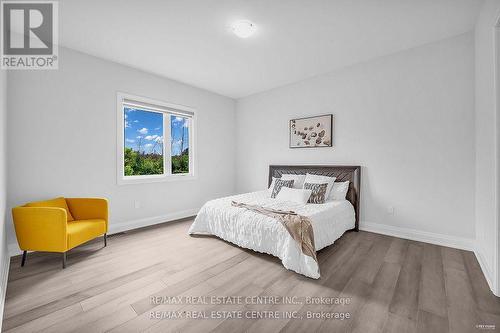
[
  {"x1": 67, "y1": 219, "x2": 106, "y2": 250},
  {"x1": 26, "y1": 197, "x2": 74, "y2": 222},
  {"x1": 12, "y1": 207, "x2": 68, "y2": 252}
]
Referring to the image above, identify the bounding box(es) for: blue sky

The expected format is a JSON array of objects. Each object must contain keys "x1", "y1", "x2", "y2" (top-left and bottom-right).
[{"x1": 124, "y1": 107, "x2": 189, "y2": 156}]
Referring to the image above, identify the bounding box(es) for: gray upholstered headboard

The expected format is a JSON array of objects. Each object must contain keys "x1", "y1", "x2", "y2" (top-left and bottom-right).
[{"x1": 268, "y1": 165, "x2": 361, "y2": 231}]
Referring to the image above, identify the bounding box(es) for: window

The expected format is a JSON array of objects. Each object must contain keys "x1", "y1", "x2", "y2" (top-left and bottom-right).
[
  {"x1": 170, "y1": 115, "x2": 190, "y2": 174},
  {"x1": 124, "y1": 108, "x2": 164, "y2": 176},
  {"x1": 117, "y1": 93, "x2": 195, "y2": 184}
]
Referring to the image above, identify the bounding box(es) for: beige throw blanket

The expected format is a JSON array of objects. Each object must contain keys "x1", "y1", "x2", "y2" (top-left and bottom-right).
[{"x1": 231, "y1": 201, "x2": 318, "y2": 263}]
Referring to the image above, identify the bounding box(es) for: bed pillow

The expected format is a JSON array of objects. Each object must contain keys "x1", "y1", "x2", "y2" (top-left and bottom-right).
[
  {"x1": 271, "y1": 179, "x2": 294, "y2": 198},
  {"x1": 281, "y1": 174, "x2": 306, "y2": 189},
  {"x1": 329, "y1": 181, "x2": 350, "y2": 201},
  {"x1": 276, "y1": 187, "x2": 312, "y2": 204},
  {"x1": 268, "y1": 177, "x2": 278, "y2": 195},
  {"x1": 303, "y1": 173, "x2": 336, "y2": 198},
  {"x1": 303, "y1": 183, "x2": 329, "y2": 204}
]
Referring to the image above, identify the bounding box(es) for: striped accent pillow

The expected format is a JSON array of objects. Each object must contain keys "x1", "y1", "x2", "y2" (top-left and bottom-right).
[
  {"x1": 304, "y1": 182, "x2": 328, "y2": 204},
  {"x1": 271, "y1": 179, "x2": 294, "y2": 198}
]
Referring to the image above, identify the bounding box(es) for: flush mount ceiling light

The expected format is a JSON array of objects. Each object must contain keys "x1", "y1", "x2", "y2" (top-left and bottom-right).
[{"x1": 231, "y1": 20, "x2": 256, "y2": 38}]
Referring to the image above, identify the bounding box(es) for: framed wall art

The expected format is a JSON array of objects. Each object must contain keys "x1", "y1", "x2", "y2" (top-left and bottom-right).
[{"x1": 289, "y1": 114, "x2": 333, "y2": 148}]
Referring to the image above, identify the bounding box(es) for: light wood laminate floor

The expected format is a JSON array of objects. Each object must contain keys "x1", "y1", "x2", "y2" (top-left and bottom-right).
[{"x1": 2, "y1": 218, "x2": 499, "y2": 333}]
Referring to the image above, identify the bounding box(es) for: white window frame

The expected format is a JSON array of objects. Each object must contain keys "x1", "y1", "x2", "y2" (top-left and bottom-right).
[{"x1": 117, "y1": 92, "x2": 196, "y2": 185}]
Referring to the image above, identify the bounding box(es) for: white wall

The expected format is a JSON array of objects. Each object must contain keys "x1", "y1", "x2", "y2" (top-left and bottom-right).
[
  {"x1": 236, "y1": 33, "x2": 475, "y2": 245},
  {"x1": 497, "y1": 25, "x2": 500, "y2": 298},
  {"x1": 0, "y1": 67, "x2": 9, "y2": 327},
  {"x1": 6, "y1": 47, "x2": 236, "y2": 252},
  {"x1": 474, "y1": 0, "x2": 500, "y2": 296}
]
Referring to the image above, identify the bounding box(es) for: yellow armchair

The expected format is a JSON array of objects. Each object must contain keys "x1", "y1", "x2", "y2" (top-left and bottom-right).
[{"x1": 12, "y1": 197, "x2": 108, "y2": 268}]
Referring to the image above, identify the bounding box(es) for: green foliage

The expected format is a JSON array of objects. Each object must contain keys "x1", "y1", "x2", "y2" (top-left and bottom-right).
[
  {"x1": 124, "y1": 148, "x2": 189, "y2": 176},
  {"x1": 124, "y1": 147, "x2": 163, "y2": 176},
  {"x1": 172, "y1": 149, "x2": 189, "y2": 174}
]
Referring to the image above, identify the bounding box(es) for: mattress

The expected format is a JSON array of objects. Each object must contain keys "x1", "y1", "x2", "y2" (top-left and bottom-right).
[{"x1": 188, "y1": 190, "x2": 355, "y2": 279}]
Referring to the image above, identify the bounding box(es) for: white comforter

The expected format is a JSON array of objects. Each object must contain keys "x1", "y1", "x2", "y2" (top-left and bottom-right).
[{"x1": 188, "y1": 191, "x2": 355, "y2": 279}]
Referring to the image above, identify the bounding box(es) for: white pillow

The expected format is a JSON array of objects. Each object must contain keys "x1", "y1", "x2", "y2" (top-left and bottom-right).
[
  {"x1": 329, "y1": 181, "x2": 349, "y2": 200},
  {"x1": 281, "y1": 174, "x2": 306, "y2": 189},
  {"x1": 303, "y1": 173, "x2": 336, "y2": 198},
  {"x1": 276, "y1": 187, "x2": 312, "y2": 204}
]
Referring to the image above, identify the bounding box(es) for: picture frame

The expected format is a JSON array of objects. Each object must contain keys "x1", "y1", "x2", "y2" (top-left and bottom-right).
[{"x1": 289, "y1": 114, "x2": 334, "y2": 148}]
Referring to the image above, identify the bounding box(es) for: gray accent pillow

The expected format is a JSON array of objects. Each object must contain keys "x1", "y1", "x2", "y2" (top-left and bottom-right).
[
  {"x1": 304, "y1": 182, "x2": 328, "y2": 204},
  {"x1": 271, "y1": 179, "x2": 294, "y2": 198}
]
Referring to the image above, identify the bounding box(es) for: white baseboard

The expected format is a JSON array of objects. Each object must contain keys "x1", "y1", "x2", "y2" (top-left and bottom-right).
[
  {"x1": 360, "y1": 221, "x2": 500, "y2": 296},
  {"x1": 0, "y1": 246, "x2": 10, "y2": 332},
  {"x1": 474, "y1": 245, "x2": 499, "y2": 297},
  {"x1": 107, "y1": 208, "x2": 199, "y2": 235},
  {"x1": 8, "y1": 243, "x2": 20, "y2": 257},
  {"x1": 8, "y1": 208, "x2": 200, "y2": 257},
  {"x1": 360, "y1": 221, "x2": 475, "y2": 251}
]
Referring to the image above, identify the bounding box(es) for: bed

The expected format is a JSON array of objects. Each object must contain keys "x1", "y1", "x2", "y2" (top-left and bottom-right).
[{"x1": 188, "y1": 165, "x2": 360, "y2": 279}]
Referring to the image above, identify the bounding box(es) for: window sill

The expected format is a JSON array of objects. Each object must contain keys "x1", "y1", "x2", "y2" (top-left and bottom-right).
[{"x1": 117, "y1": 173, "x2": 197, "y2": 185}]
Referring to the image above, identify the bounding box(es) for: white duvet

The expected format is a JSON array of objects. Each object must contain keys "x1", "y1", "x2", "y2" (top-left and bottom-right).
[{"x1": 188, "y1": 191, "x2": 355, "y2": 279}]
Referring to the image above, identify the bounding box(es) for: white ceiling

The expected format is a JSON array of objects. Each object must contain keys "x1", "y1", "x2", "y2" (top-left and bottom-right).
[{"x1": 60, "y1": 0, "x2": 483, "y2": 98}]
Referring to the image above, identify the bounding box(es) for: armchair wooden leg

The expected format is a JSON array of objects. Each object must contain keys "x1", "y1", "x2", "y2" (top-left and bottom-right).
[
  {"x1": 104, "y1": 233, "x2": 107, "y2": 247},
  {"x1": 62, "y1": 252, "x2": 67, "y2": 269},
  {"x1": 21, "y1": 251, "x2": 27, "y2": 267}
]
